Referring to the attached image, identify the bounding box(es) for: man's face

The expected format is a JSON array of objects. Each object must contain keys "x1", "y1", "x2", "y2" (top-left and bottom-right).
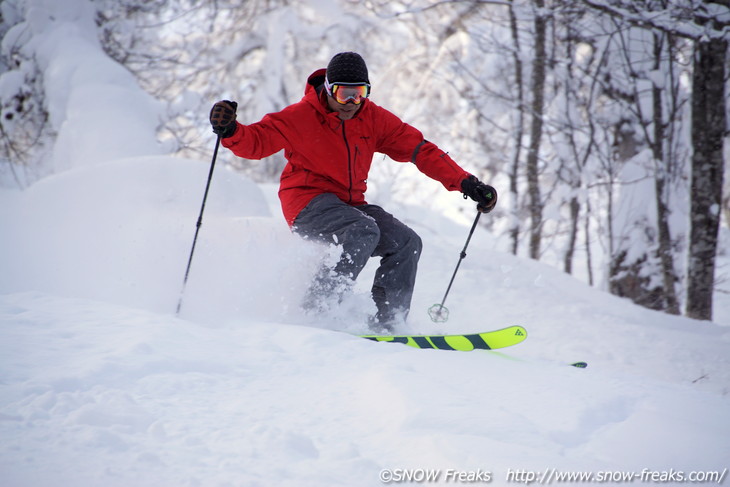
[{"x1": 326, "y1": 95, "x2": 360, "y2": 120}]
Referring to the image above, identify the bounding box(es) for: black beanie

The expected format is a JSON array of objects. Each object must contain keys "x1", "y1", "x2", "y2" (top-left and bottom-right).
[{"x1": 326, "y1": 52, "x2": 369, "y2": 84}]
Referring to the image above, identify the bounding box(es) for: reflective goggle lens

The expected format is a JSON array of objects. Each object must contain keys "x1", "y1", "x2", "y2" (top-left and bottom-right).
[{"x1": 327, "y1": 82, "x2": 370, "y2": 105}]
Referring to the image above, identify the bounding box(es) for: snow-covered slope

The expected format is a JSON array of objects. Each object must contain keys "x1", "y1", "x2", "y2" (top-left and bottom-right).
[{"x1": 1, "y1": 157, "x2": 728, "y2": 487}]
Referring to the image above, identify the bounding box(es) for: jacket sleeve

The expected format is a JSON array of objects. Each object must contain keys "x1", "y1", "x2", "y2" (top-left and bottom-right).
[
  {"x1": 221, "y1": 112, "x2": 289, "y2": 160},
  {"x1": 374, "y1": 106, "x2": 469, "y2": 192}
]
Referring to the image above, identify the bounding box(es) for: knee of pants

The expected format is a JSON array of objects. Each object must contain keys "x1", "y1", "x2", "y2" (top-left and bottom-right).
[
  {"x1": 343, "y1": 218, "x2": 381, "y2": 256},
  {"x1": 412, "y1": 231, "x2": 423, "y2": 255},
  {"x1": 403, "y1": 228, "x2": 423, "y2": 260}
]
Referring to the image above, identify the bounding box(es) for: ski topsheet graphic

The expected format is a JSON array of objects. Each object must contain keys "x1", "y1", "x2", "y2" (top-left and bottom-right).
[{"x1": 361, "y1": 325, "x2": 527, "y2": 351}]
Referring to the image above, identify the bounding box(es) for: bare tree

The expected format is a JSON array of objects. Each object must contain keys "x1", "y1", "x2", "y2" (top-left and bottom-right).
[
  {"x1": 507, "y1": 0, "x2": 526, "y2": 256},
  {"x1": 649, "y1": 32, "x2": 682, "y2": 315},
  {"x1": 610, "y1": 27, "x2": 685, "y2": 315},
  {"x1": 686, "y1": 25, "x2": 728, "y2": 320},
  {"x1": 526, "y1": 0, "x2": 548, "y2": 260},
  {"x1": 550, "y1": 3, "x2": 600, "y2": 277}
]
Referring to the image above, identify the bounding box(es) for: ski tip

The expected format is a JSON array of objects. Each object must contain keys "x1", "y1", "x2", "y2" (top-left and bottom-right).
[
  {"x1": 570, "y1": 361, "x2": 588, "y2": 369},
  {"x1": 512, "y1": 325, "x2": 527, "y2": 337}
]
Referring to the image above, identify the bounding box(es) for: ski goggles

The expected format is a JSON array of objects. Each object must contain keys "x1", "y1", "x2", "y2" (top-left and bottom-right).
[{"x1": 324, "y1": 78, "x2": 370, "y2": 105}]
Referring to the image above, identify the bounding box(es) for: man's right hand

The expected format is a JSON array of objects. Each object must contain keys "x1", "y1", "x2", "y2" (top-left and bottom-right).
[{"x1": 209, "y1": 100, "x2": 238, "y2": 138}]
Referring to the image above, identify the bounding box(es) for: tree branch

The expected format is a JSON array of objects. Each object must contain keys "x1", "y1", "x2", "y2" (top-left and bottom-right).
[{"x1": 580, "y1": 0, "x2": 730, "y2": 40}]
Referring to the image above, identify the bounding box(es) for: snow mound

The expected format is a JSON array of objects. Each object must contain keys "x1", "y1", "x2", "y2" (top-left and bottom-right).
[{"x1": 0, "y1": 156, "x2": 307, "y2": 316}]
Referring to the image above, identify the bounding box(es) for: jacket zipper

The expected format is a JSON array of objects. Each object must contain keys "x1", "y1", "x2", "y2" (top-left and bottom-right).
[{"x1": 340, "y1": 122, "x2": 353, "y2": 203}]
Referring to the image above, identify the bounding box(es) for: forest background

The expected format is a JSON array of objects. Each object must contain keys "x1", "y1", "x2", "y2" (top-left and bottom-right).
[{"x1": 1, "y1": 0, "x2": 729, "y2": 321}]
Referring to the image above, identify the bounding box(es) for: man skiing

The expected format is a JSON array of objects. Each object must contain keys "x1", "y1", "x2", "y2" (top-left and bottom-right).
[{"x1": 209, "y1": 52, "x2": 496, "y2": 330}]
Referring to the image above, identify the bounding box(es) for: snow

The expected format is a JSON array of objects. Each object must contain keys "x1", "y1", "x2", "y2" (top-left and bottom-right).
[
  {"x1": 1, "y1": 1, "x2": 729, "y2": 485},
  {"x1": 1, "y1": 155, "x2": 730, "y2": 487}
]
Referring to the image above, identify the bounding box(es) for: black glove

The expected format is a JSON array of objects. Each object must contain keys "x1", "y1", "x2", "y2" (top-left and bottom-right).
[
  {"x1": 209, "y1": 100, "x2": 238, "y2": 138},
  {"x1": 461, "y1": 175, "x2": 497, "y2": 213}
]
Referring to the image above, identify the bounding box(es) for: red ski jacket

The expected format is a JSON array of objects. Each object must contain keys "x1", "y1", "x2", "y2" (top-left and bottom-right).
[{"x1": 222, "y1": 69, "x2": 471, "y2": 226}]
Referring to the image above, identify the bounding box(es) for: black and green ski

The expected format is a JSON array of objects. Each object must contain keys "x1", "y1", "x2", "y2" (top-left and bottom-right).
[{"x1": 361, "y1": 325, "x2": 527, "y2": 351}]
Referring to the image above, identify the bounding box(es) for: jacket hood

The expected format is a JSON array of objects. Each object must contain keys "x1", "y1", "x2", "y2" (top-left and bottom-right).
[{"x1": 305, "y1": 68, "x2": 327, "y2": 97}]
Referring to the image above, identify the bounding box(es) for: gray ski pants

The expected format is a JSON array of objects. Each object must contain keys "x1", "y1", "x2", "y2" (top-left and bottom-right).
[{"x1": 292, "y1": 193, "x2": 423, "y2": 324}]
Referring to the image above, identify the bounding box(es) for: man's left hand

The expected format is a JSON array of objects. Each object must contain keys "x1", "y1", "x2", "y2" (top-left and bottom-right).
[{"x1": 461, "y1": 175, "x2": 497, "y2": 213}]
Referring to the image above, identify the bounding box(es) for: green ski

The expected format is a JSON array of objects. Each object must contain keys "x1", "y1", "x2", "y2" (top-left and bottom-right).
[{"x1": 361, "y1": 325, "x2": 527, "y2": 351}]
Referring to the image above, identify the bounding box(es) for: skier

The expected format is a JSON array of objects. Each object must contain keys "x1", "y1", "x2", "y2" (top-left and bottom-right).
[{"x1": 209, "y1": 52, "x2": 496, "y2": 331}]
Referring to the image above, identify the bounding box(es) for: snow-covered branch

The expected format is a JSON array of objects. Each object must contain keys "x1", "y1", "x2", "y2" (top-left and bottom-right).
[{"x1": 580, "y1": 0, "x2": 730, "y2": 40}]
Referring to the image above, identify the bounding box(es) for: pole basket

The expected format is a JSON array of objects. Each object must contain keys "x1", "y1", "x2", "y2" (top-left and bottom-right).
[{"x1": 428, "y1": 304, "x2": 450, "y2": 323}]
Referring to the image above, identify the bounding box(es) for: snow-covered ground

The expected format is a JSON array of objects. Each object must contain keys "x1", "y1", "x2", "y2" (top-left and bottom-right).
[{"x1": 1, "y1": 156, "x2": 729, "y2": 487}]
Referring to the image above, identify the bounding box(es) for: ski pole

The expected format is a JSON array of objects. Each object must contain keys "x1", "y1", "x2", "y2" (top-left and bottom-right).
[
  {"x1": 428, "y1": 211, "x2": 482, "y2": 322},
  {"x1": 176, "y1": 135, "x2": 221, "y2": 315}
]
